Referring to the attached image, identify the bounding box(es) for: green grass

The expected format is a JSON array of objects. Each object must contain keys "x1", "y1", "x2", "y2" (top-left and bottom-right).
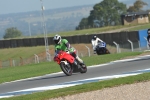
[
  {"x1": 0, "y1": 46, "x2": 54, "y2": 61},
  {"x1": 40, "y1": 24, "x2": 144, "y2": 37},
  {"x1": 128, "y1": 23, "x2": 150, "y2": 31},
  {"x1": 0, "y1": 62, "x2": 60, "y2": 84},
  {"x1": 0, "y1": 52, "x2": 142, "y2": 84},
  {"x1": 52, "y1": 23, "x2": 150, "y2": 37},
  {"x1": 82, "y1": 52, "x2": 142, "y2": 65},
  {"x1": 15, "y1": 23, "x2": 150, "y2": 39}
]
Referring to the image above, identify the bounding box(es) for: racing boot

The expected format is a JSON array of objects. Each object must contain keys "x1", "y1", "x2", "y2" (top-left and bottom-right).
[
  {"x1": 76, "y1": 56, "x2": 87, "y2": 71},
  {"x1": 76, "y1": 56, "x2": 84, "y2": 65}
]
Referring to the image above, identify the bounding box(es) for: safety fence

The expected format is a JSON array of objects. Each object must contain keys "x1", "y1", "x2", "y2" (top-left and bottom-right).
[
  {"x1": 0, "y1": 42, "x2": 149, "y2": 68},
  {"x1": 0, "y1": 31, "x2": 139, "y2": 48}
]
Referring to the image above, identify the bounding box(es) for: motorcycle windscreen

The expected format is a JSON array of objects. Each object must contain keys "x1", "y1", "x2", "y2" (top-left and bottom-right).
[{"x1": 98, "y1": 42, "x2": 106, "y2": 47}]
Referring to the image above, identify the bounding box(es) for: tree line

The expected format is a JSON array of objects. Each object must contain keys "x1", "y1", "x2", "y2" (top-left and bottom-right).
[{"x1": 76, "y1": 0, "x2": 150, "y2": 30}]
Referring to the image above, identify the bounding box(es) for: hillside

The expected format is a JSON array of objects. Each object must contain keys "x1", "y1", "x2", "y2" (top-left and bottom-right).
[{"x1": 0, "y1": 5, "x2": 93, "y2": 39}]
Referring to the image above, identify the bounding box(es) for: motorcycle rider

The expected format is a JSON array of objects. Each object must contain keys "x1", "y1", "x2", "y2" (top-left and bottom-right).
[
  {"x1": 91, "y1": 35, "x2": 104, "y2": 54},
  {"x1": 147, "y1": 28, "x2": 150, "y2": 47},
  {"x1": 53, "y1": 34, "x2": 84, "y2": 64}
]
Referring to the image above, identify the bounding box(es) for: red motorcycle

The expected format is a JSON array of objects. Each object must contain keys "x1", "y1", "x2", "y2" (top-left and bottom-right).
[{"x1": 54, "y1": 50, "x2": 87, "y2": 76}]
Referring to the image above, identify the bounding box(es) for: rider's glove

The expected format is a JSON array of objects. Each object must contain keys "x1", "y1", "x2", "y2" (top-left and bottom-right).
[
  {"x1": 94, "y1": 50, "x2": 96, "y2": 54},
  {"x1": 65, "y1": 49, "x2": 70, "y2": 54}
]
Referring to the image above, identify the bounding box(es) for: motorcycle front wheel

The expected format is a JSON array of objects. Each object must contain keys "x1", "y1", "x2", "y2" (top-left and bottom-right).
[{"x1": 60, "y1": 62, "x2": 73, "y2": 76}]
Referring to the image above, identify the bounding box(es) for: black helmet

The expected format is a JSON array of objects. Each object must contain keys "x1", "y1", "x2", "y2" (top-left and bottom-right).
[
  {"x1": 148, "y1": 29, "x2": 150, "y2": 34},
  {"x1": 92, "y1": 35, "x2": 97, "y2": 40}
]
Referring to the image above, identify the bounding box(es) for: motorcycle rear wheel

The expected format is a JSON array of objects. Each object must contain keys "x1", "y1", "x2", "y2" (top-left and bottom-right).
[
  {"x1": 60, "y1": 62, "x2": 73, "y2": 76},
  {"x1": 105, "y1": 48, "x2": 110, "y2": 54}
]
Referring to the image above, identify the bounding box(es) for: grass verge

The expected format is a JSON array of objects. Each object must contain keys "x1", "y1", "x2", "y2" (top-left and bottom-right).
[
  {"x1": 128, "y1": 23, "x2": 150, "y2": 31},
  {"x1": 17, "y1": 23, "x2": 150, "y2": 38},
  {"x1": 0, "y1": 46, "x2": 46, "y2": 61}
]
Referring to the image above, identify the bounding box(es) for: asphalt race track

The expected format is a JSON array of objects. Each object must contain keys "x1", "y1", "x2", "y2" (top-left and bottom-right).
[{"x1": 0, "y1": 55, "x2": 150, "y2": 98}]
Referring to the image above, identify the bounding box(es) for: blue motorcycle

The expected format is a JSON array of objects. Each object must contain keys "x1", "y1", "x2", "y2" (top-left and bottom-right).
[{"x1": 95, "y1": 41, "x2": 110, "y2": 55}]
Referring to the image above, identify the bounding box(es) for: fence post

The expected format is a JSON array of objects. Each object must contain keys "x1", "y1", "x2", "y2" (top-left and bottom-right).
[
  {"x1": 76, "y1": 50, "x2": 79, "y2": 56},
  {"x1": 34, "y1": 54, "x2": 39, "y2": 63},
  {"x1": 127, "y1": 39, "x2": 134, "y2": 52},
  {"x1": 81, "y1": 53, "x2": 83, "y2": 57},
  {"x1": 13, "y1": 60, "x2": 15, "y2": 67},
  {"x1": 9, "y1": 58, "x2": 13, "y2": 67},
  {"x1": 118, "y1": 44, "x2": 121, "y2": 53},
  {"x1": 85, "y1": 45, "x2": 90, "y2": 57},
  {"x1": 144, "y1": 37, "x2": 149, "y2": 49},
  {"x1": 46, "y1": 52, "x2": 51, "y2": 61},
  {"x1": 138, "y1": 41, "x2": 141, "y2": 51},
  {"x1": 0, "y1": 60, "x2": 2, "y2": 68},
  {"x1": 20, "y1": 57, "x2": 24, "y2": 66},
  {"x1": 113, "y1": 41, "x2": 119, "y2": 53}
]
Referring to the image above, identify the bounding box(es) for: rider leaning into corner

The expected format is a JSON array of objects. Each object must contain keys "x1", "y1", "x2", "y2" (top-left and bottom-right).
[
  {"x1": 53, "y1": 34, "x2": 84, "y2": 64},
  {"x1": 147, "y1": 28, "x2": 150, "y2": 47},
  {"x1": 91, "y1": 35, "x2": 104, "y2": 54}
]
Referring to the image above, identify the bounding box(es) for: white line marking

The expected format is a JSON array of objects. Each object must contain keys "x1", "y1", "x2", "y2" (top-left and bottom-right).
[{"x1": 2, "y1": 72, "x2": 63, "y2": 84}]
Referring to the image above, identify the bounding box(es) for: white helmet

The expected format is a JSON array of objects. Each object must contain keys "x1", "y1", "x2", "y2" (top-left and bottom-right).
[{"x1": 53, "y1": 35, "x2": 61, "y2": 44}]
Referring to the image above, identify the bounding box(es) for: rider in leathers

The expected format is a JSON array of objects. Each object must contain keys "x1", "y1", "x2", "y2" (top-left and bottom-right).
[
  {"x1": 147, "y1": 28, "x2": 150, "y2": 47},
  {"x1": 91, "y1": 35, "x2": 103, "y2": 54},
  {"x1": 53, "y1": 34, "x2": 84, "y2": 64}
]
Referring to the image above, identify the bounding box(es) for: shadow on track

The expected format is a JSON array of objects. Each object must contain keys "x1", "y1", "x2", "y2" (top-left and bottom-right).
[{"x1": 25, "y1": 73, "x2": 79, "y2": 82}]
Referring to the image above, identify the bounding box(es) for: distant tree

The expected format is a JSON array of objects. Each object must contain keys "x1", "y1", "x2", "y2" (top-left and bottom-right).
[
  {"x1": 127, "y1": 6, "x2": 137, "y2": 12},
  {"x1": 77, "y1": 18, "x2": 89, "y2": 29},
  {"x1": 3, "y1": 27, "x2": 22, "y2": 39},
  {"x1": 149, "y1": 14, "x2": 150, "y2": 22},
  {"x1": 148, "y1": 10, "x2": 150, "y2": 21},
  {"x1": 127, "y1": 0, "x2": 148, "y2": 12},
  {"x1": 77, "y1": 0, "x2": 127, "y2": 30}
]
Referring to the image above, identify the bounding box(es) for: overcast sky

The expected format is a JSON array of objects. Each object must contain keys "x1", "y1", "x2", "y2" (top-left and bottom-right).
[{"x1": 0, "y1": 0, "x2": 139, "y2": 15}]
